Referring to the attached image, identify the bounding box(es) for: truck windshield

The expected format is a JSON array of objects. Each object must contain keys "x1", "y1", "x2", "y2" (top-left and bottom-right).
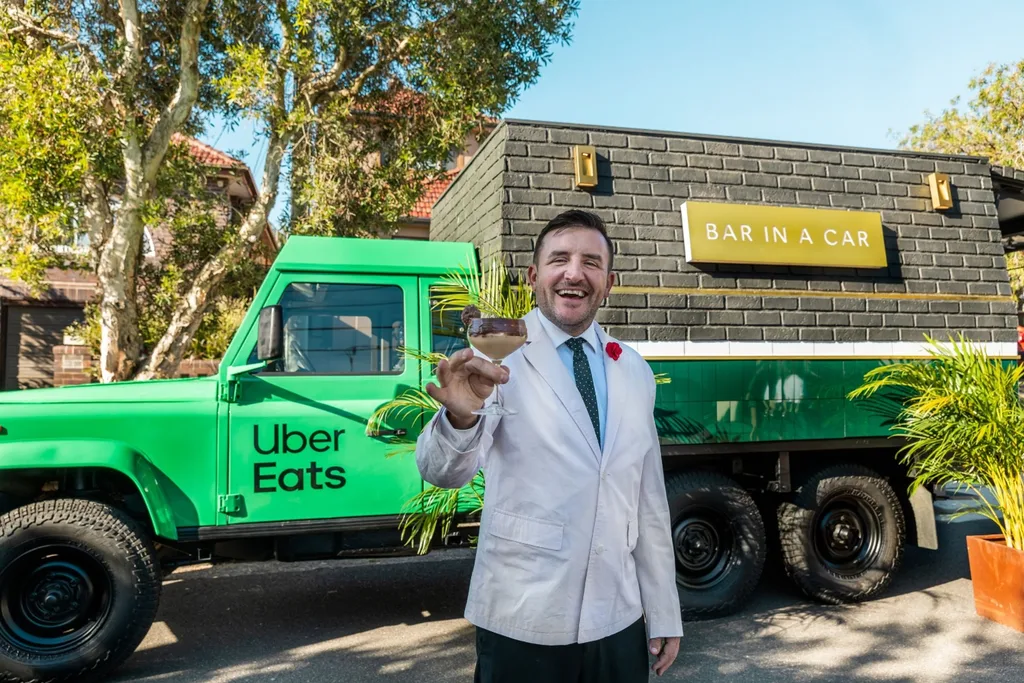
[{"x1": 255, "y1": 282, "x2": 405, "y2": 375}]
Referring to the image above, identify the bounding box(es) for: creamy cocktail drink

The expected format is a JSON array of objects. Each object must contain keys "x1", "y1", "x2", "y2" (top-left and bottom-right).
[{"x1": 467, "y1": 317, "x2": 527, "y2": 416}]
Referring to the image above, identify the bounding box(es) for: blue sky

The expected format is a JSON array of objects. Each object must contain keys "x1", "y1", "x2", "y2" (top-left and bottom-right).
[{"x1": 200, "y1": 0, "x2": 1024, "y2": 225}]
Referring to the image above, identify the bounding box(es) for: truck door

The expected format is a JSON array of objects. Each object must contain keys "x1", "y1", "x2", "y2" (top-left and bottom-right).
[{"x1": 224, "y1": 274, "x2": 422, "y2": 526}]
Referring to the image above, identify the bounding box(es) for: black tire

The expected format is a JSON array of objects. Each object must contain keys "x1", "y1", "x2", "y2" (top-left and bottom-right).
[
  {"x1": 0, "y1": 499, "x2": 161, "y2": 683},
  {"x1": 665, "y1": 470, "x2": 766, "y2": 620},
  {"x1": 778, "y1": 464, "x2": 906, "y2": 605}
]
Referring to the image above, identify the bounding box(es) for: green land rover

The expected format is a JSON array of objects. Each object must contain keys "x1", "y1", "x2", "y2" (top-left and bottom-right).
[{"x1": 0, "y1": 231, "x2": 1004, "y2": 682}]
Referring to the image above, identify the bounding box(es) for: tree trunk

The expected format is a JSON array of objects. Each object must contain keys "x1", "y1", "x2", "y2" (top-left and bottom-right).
[
  {"x1": 93, "y1": 0, "x2": 209, "y2": 382},
  {"x1": 136, "y1": 129, "x2": 293, "y2": 380},
  {"x1": 97, "y1": 140, "x2": 146, "y2": 382}
]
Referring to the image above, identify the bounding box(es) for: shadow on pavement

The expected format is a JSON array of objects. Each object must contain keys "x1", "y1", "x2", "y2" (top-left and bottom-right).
[
  {"x1": 670, "y1": 515, "x2": 1024, "y2": 682},
  {"x1": 113, "y1": 554, "x2": 478, "y2": 682},
  {"x1": 112, "y1": 516, "x2": 1024, "y2": 683}
]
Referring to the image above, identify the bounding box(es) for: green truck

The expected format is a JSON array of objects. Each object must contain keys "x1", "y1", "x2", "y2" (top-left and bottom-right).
[{"x1": 0, "y1": 234, "x2": 975, "y2": 682}]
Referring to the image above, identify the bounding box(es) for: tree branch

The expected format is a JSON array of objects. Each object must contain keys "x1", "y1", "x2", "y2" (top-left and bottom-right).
[
  {"x1": 303, "y1": 35, "x2": 410, "y2": 107},
  {"x1": 141, "y1": 0, "x2": 210, "y2": 187},
  {"x1": 138, "y1": 128, "x2": 295, "y2": 379},
  {"x1": 116, "y1": 0, "x2": 142, "y2": 86},
  {"x1": 303, "y1": 44, "x2": 350, "y2": 102}
]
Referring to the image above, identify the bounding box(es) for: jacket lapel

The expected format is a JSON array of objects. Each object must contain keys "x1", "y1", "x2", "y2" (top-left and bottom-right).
[
  {"x1": 521, "y1": 309, "x2": 602, "y2": 463},
  {"x1": 596, "y1": 324, "x2": 626, "y2": 466}
]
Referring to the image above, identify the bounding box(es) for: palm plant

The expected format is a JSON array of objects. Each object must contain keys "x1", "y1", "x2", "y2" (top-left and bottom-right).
[
  {"x1": 367, "y1": 259, "x2": 534, "y2": 552},
  {"x1": 848, "y1": 334, "x2": 1024, "y2": 550}
]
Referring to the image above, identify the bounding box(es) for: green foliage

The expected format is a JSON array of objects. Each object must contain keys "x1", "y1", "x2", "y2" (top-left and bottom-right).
[
  {"x1": 210, "y1": 0, "x2": 582, "y2": 239},
  {"x1": 898, "y1": 60, "x2": 1024, "y2": 167},
  {"x1": 898, "y1": 59, "x2": 1024, "y2": 311},
  {"x1": 399, "y1": 472, "x2": 485, "y2": 556},
  {"x1": 3, "y1": 0, "x2": 580, "y2": 379},
  {"x1": 849, "y1": 335, "x2": 1024, "y2": 550},
  {"x1": 431, "y1": 257, "x2": 536, "y2": 319},
  {"x1": 0, "y1": 33, "x2": 118, "y2": 288}
]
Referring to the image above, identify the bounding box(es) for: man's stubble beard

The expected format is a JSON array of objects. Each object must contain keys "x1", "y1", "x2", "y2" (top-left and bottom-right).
[{"x1": 535, "y1": 287, "x2": 604, "y2": 337}]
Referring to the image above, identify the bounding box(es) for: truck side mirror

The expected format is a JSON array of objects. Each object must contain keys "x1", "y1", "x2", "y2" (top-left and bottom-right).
[{"x1": 257, "y1": 305, "x2": 283, "y2": 361}]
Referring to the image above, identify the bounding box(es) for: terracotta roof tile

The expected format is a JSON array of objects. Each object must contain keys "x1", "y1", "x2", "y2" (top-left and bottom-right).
[
  {"x1": 173, "y1": 133, "x2": 246, "y2": 169},
  {"x1": 409, "y1": 170, "x2": 459, "y2": 219}
]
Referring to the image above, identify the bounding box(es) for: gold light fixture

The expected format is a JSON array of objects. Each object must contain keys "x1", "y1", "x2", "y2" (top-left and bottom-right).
[
  {"x1": 573, "y1": 145, "x2": 598, "y2": 189},
  {"x1": 926, "y1": 172, "x2": 954, "y2": 211}
]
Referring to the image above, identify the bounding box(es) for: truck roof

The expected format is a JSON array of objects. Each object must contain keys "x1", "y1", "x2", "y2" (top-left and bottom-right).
[{"x1": 271, "y1": 235, "x2": 479, "y2": 276}]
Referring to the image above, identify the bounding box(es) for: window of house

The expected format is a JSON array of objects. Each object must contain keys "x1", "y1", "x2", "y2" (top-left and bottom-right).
[{"x1": 259, "y1": 283, "x2": 405, "y2": 375}]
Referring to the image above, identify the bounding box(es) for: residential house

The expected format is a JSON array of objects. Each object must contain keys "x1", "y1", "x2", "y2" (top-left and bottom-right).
[{"x1": 0, "y1": 137, "x2": 272, "y2": 390}]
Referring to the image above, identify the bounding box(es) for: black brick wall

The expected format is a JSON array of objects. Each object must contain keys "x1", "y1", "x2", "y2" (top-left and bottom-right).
[
  {"x1": 431, "y1": 120, "x2": 1018, "y2": 345},
  {"x1": 431, "y1": 124, "x2": 508, "y2": 265}
]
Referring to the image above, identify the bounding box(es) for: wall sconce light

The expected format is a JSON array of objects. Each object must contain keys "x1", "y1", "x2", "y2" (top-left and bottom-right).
[
  {"x1": 926, "y1": 172, "x2": 954, "y2": 211},
  {"x1": 573, "y1": 145, "x2": 598, "y2": 189}
]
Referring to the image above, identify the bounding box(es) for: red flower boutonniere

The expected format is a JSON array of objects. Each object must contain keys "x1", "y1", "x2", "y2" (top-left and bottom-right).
[{"x1": 605, "y1": 342, "x2": 622, "y2": 361}]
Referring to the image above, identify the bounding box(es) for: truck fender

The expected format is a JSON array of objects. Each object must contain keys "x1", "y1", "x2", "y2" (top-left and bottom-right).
[{"x1": 0, "y1": 439, "x2": 178, "y2": 541}]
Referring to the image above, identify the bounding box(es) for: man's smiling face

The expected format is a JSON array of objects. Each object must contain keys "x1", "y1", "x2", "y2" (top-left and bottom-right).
[{"x1": 527, "y1": 226, "x2": 616, "y2": 336}]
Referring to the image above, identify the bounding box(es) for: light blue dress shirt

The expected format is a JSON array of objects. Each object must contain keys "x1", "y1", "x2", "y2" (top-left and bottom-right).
[{"x1": 535, "y1": 310, "x2": 608, "y2": 447}]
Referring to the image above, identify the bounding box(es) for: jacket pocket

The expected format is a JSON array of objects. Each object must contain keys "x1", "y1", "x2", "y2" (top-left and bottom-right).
[
  {"x1": 488, "y1": 509, "x2": 563, "y2": 551},
  {"x1": 627, "y1": 517, "x2": 639, "y2": 551}
]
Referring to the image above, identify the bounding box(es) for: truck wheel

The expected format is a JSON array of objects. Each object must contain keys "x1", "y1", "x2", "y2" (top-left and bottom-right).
[
  {"x1": 778, "y1": 465, "x2": 905, "y2": 604},
  {"x1": 0, "y1": 499, "x2": 161, "y2": 683},
  {"x1": 665, "y1": 470, "x2": 766, "y2": 619}
]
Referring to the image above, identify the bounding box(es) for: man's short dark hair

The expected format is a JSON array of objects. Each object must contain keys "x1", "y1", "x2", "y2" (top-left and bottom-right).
[{"x1": 533, "y1": 209, "x2": 614, "y2": 271}]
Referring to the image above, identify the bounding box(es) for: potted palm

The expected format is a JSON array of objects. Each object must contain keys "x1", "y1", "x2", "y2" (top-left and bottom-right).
[
  {"x1": 849, "y1": 334, "x2": 1024, "y2": 631},
  {"x1": 366, "y1": 259, "x2": 535, "y2": 554}
]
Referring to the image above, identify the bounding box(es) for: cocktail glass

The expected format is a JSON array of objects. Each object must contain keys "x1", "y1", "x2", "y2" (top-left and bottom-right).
[{"x1": 467, "y1": 317, "x2": 527, "y2": 416}]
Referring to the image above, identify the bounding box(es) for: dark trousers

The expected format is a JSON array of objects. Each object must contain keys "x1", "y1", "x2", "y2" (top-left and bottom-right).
[{"x1": 473, "y1": 618, "x2": 650, "y2": 683}]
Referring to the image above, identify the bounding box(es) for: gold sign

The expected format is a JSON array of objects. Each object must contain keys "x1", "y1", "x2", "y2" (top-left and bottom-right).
[{"x1": 681, "y1": 201, "x2": 888, "y2": 268}]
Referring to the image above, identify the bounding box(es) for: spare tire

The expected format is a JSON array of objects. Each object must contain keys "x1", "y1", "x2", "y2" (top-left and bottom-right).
[
  {"x1": 665, "y1": 470, "x2": 766, "y2": 619},
  {"x1": 0, "y1": 498, "x2": 161, "y2": 683},
  {"x1": 778, "y1": 464, "x2": 906, "y2": 604}
]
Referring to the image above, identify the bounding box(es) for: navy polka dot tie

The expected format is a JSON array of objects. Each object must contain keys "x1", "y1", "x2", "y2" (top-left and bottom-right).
[{"x1": 566, "y1": 338, "x2": 601, "y2": 445}]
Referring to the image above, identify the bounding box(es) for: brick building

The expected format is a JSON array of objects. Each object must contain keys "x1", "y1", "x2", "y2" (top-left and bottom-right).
[{"x1": 431, "y1": 119, "x2": 1021, "y2": 351}]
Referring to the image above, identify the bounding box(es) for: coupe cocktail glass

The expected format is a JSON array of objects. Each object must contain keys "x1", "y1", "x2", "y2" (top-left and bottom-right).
[{"x1": 467, "y1": 317, "x2": 527, "y2": 416}]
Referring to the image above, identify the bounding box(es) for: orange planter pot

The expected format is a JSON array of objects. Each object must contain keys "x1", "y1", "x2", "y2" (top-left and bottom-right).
[{"x1": 966, "y1": 534, "x2": 1024, "y2": 632}]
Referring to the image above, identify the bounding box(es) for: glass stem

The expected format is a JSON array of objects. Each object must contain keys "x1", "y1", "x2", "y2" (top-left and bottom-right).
[{"x1": 492, "y1": 359, "x2": 504, "y2": 412}]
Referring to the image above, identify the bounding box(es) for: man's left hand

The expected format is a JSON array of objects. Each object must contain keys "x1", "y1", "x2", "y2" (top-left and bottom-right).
[{"x1": 649, "y1": 637, "x2": 680, "y2": 676}]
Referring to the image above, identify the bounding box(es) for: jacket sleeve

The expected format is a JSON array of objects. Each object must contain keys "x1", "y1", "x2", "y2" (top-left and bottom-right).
[
  {"x1": 415, "y1": 405, "x2": 499, "y2": 489},
  {"x1": 632, "y1": 366, "x2": 685, "y2": 640}
]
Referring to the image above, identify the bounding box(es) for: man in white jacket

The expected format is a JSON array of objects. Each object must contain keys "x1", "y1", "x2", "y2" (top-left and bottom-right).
[{"x1": 416, "y1": 210, "x2": 683, "y2": 681}]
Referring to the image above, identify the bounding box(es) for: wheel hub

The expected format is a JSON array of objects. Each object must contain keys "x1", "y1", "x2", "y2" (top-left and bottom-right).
[
  {"x1": 0, "y1": 545, "x2": 112, "y2": 654},
  {"x1": 813, "y1": 495, "x2": 882, "y2": 575},
  {"x1": 23, "y1": 564, "x2": 91, "y2": 629},
  {"x1": 672, "y1": 510, "x2": 733, "y2": 589}
]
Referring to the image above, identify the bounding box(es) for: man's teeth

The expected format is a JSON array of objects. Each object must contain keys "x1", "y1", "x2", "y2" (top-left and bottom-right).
[{"x1": 557, "y1": 289, "x2": 587, "y2": 298}]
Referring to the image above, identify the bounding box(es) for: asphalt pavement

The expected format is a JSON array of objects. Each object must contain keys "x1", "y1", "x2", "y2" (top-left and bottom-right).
[{"x1": 113, "y1": 511, "x2": 1024, "y2": 683}]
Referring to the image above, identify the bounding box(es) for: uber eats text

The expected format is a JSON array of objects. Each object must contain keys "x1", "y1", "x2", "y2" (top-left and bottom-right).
[{"x1": 253, "y1": 424, "x2": 347, "y2": 492}]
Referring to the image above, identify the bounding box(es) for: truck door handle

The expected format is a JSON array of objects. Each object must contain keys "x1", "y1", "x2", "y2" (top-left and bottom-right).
[{"x1": 370, "y1": 428, "x2": 407, "y2": 437}]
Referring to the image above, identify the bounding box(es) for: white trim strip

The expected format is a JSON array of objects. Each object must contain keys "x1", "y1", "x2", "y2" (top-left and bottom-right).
[{"x1": 623, "y1": 340, "x2": 1019, "y2": 359}]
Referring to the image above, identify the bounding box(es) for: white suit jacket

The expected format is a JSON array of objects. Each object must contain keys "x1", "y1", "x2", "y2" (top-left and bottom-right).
[{"x1": 415, "y1": 308, "x2": 684, "y2": 646}]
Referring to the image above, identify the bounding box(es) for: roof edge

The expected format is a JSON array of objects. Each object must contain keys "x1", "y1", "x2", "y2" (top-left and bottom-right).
[
  {"x1": 432, "y1": 121, "x2": 510, "y2": 209},
  {"x1": 502, "y1": 118, "x2": 989, "y2": 164}
]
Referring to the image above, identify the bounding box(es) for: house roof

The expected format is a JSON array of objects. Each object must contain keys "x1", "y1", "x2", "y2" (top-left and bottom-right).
[
  {"x1": 177, "y1": 134, "x2": 247, "y2": 168},
  {"x1": 408, "y1": 170, "x2": 459, "y2": 220},
  {"x1": 173, "y1": 133, "x2": 259, "y2": 200}
]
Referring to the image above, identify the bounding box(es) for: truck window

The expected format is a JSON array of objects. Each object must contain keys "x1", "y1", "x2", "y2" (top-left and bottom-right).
[
  {"x1": 430, "y1": 289, "x2": 470, "y2": 359},
  {"x1": 260, "y1": 282, "x2": 405, "y2": 375}
]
